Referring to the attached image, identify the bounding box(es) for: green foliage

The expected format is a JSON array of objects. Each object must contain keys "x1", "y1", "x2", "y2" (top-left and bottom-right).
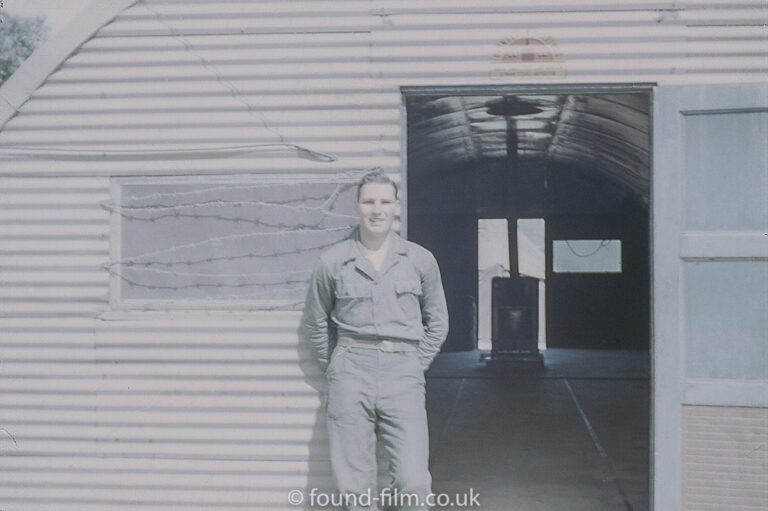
[{"x1": 0, "y1": 12, "x2": 48, "y2": 85}]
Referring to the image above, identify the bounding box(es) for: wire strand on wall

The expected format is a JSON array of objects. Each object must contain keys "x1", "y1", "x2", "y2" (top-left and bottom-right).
[{"x1": 105, "y1": 178, "x2": 363, "y2": 310}]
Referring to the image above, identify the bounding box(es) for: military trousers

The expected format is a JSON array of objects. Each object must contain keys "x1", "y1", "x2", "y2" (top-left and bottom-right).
[{"x1": 326, "y1": 344, "x2": 431, "y2": 511}]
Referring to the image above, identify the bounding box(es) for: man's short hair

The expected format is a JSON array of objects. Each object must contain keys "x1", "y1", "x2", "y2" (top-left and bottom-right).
[{"x1": 356, "y1": 170, "x2": 398, "y2": 200}]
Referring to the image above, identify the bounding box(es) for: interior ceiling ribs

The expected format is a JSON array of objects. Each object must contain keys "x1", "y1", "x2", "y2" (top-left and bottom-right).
[{"x1": 407, "y1": 93, "x2": 650, "y2": 202}]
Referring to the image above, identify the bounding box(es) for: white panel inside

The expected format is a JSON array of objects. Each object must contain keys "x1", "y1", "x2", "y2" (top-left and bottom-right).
[
  {"x1": 477, "y1": 218, "x2": 510, "y2": 350},
  {"x1": 517, "y1": 218, "x2": 546, "y2": 280},
  {"x1": 552, "y1": 239, "x2": 622, "y2": 273}
]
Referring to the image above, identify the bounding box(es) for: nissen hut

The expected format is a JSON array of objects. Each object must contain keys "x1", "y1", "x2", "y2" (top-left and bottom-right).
[{"x1": 0, "y1": 1, "x2": 766, "y2": 510}]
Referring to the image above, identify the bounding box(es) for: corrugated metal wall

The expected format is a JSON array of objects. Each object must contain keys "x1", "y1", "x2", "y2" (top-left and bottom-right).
[
  {"x1": 0, "y1": 314, "x2": 333, "y2": 509},
  {"x1": 0, "y1": 177, "x2": 110, "y2": 316},
  {"x1": 0, "y1": 1, "x2": 766, "y2": 509}
]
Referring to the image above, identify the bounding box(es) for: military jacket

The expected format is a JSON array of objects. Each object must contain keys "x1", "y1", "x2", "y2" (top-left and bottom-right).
[{"x1": 300, "y1": 230, "x2": 449, "y2": 371}]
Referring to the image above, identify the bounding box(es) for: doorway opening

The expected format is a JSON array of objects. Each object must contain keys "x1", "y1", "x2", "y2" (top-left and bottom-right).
[{"x1": 404, "y1": 85, "x2": 652, "y2": 510}]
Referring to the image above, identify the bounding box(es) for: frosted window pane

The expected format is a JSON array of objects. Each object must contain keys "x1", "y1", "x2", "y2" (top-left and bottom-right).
[
  {"x1": 111, "y1": 177, "x2": 358, "y2": 309},
  {"x1": 478, "y1": 219, "x2": 510, "y2": 349},
  {"x1": 517, "y1": 218, "x2": 545, "y2": 280},
  {"x1": 478, "y1": 219, "x2": 510, "y2": 270},
  {"x1": 684, "y1": 261, "x2": 768, "y2": 380},
  {"x1": 684, "y1": 112, "x2": 768, "y2": 231}
]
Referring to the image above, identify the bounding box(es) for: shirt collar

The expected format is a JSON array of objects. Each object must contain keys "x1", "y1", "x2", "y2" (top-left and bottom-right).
[{"x1": 342, "y1": 228, "x2": 408, "y2": 274}]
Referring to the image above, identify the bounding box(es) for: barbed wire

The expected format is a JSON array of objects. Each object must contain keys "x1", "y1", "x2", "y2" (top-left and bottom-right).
[
  {"x1": 102, "y1": 199, "x2": 356, "y2": 221},
  {"x1": 110, "y1": 266, "x2": 313, "y2": 291},
  {"x1": 115, "y1": 272, "x2": 311, "y2": 292},
  {"x1": 117, "y1": 181, "x2": 356, "y2": 207},
  {"x1": 108, "y1": 229, "x2": 352, "y2": 268},
  {"x1": 103, "y1": 174, "x2": 374, "y2": 308}
]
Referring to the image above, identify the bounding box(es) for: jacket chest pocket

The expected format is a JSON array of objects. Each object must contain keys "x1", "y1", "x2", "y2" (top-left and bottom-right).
[
  {"x1": 334, "y1": 277, "x2": 372, "y2": 327},
  {"x1": 395, "y1": 279, "x2": 422, "y2": 322}
]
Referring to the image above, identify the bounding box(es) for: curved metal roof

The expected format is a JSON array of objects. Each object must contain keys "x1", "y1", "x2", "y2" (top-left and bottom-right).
[{"x1": 0, "y1": 0, "x2": 137, "y2": 128}]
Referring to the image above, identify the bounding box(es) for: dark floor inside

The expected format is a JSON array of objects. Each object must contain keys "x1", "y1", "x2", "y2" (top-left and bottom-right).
[{"x1": 424, "y1": 349, "x2": 650, "y2": 511}]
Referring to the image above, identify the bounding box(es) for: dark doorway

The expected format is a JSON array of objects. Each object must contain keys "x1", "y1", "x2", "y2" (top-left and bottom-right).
[
  {"x1": 404, "y1": 87, "x2": 650, "y2": 352},
  {"x1": 404, "y1": 85, "x2": 652, "y2": 511}
]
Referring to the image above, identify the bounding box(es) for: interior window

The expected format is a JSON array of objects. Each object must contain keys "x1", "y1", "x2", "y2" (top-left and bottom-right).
[{"x1": 552, "y1": 239, "x2": 622, "y2": 273}]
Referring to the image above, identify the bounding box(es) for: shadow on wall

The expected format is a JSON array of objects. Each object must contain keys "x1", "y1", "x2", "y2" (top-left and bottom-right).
[{"x1": 296, "y1": 329, "x2": 335, "y2": 509}]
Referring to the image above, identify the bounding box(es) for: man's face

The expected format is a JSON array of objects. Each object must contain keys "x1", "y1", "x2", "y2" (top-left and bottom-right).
[{"x1": 355, "y1": 183, "x2": 400, "y2": 238}]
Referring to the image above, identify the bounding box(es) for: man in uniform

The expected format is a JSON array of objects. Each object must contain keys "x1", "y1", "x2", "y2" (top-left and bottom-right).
[{"x1": 300, "y1": 170, "x2": 449, "y2": 510}]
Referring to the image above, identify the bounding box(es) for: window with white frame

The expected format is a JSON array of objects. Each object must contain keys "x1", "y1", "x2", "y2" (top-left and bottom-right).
[{"x1": 107, "y1": 175, "x2": 359, "y2": 310}]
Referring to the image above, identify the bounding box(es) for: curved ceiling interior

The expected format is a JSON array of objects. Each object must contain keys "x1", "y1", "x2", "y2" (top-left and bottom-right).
[{"x1": 406, "y1": 93, "x2": 650, "y2": 203}]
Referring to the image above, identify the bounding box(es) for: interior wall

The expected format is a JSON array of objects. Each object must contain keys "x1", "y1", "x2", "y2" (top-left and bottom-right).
[
  {"x1": 407, "y1": 161, "x2": 478, "y2": 352},
  {"x1": 545, "y1": 165, "x2": 650, "y2": 350},
  {"x1": 407, "y1": 157, "x2": 650, "y2": 351},
  {"x1": 407, "y1": 157, "x2": 552, "y2": 352}
]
